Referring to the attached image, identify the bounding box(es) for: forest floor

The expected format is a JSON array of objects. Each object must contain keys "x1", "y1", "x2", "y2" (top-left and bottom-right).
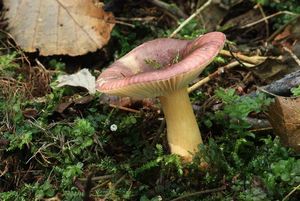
[{"x1": 0, "y1": 0, "x2": 300, "y2": 200}]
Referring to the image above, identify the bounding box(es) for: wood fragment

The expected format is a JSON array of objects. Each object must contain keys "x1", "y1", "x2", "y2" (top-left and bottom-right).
[
  {"x1": 246, "y1": 117, "x2": 271, "y2": 130},
  {"x1": 262, "y1": 69, "x2": 300, "y2": 96}
]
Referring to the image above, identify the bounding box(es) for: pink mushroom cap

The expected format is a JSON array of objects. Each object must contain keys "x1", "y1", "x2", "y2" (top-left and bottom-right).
[{"x1": 96, "y1": 32, "x2": 226, "y2": 98}]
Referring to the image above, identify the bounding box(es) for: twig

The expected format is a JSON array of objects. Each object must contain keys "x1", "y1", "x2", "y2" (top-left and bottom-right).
[
  {"x1": 256, "y1": 3, "x2": 269, "y2": 38},
  {"x1": 104, "y1": 174, "x2": 127, "y2": 199},
  {"x1": 115, "y1": 20, "x2": 135, "y2": 28},
  {"x1": 220, "y1": 49, "x2": 268, "y2": 65},
  {"x1": 258, "y1": 69, "x2": 300, "y2": 96},
  {"x1": 147, "y1": 0, "x2": 187, "y2": 19},
  {"x1": 283, "y1": 46, "x2": 300, "y2": 67},
  {"x1": 188, "y1": 61, "x2": 254, "y2": 93},
  {"x1": 0, "y1": 161, "x2": 8, "y2": 177},
  {"x1": 227, "y1": 45, "x2": 248, "y2": 68},
  {"x1": 0, "y1": 29, "x2": 31, "y2": 67},
  {"x1": 240, "y1": 11, "x2": 298, "y2": 29},
  {"x1": 109, "y1": 104, "x2": 140, "y2": 113},
  {"x1": 78, "y1": 174, "x2": 115, "y2": 182},
  {"x1": 115, "y1": 16, "x2": 157, "y2": 22},
  {"x1": 246, "y1": 117, "x2": 271, "y2": 130},
  {"x1": 151, "y1": 118, "x2": 166, "y2": 146},
  {"x1": 169, "y1": 0, "x2": 212, "y2": 38},
  {"x1": 26, "y1": 142, "x2": 55, "y2": 164},
  {"x1": 267, "y1": 15, "x2": 300, "y2": 42},
  {"x1": 169, "y1": 185, "x2": 226, "y2": 201},
  {"x1": 257, "y1": 87, "x2": 278, "y2": 97},
  {"x1": 282, "y1": 183, "x2": 300, "y2": 201}
]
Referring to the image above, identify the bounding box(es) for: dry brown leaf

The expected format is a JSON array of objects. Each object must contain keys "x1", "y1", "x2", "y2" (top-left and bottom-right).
[
  {"x1": 3, "y1": 0, "x2": 115, "y2": 56},
  {"x1": 268, "y1": 96, "x2": 300, "y2": 152}
]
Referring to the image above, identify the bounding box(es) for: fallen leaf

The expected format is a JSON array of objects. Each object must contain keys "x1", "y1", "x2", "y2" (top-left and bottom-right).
[
  {"x1": 268, "y1": 96, "x2": 300, "y2": 152},
  {"x1": 57, "y1": 69, "x2": 96, "y2": 94},
  {"x1": 99, "y1": 94, "x2": 159, "y2": 111},
  {"x1": 22, "y1": 108, "x2": 38, "y2": 119},
  {"x1": 55, "y1": 101, "x2": 73, "y2": 114},
  {"x1": 74, "y1": 95, "x2": 94, "y2": 105},
  {"x1": 3, "y1": 0, "x2": 115, "y2": 56},
  {"x1": 54, "y1": 95, "x2": 94, "y2": 113}
]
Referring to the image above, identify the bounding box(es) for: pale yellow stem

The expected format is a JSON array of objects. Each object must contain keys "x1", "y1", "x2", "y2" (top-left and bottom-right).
[{"x1": 159, "y1": 87, "x2": 203, "y2": 160}]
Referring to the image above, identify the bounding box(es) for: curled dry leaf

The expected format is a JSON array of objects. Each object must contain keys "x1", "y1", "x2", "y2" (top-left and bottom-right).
[
  {"x1": 3, "y1": 0, "x2": 115, "y2": 56},
  {"x1": 268, "y1": 96, "x2": 300, "y2": 152},
  {"x1": 57, "y1": 68, "x2": 95, "y2": 94}
]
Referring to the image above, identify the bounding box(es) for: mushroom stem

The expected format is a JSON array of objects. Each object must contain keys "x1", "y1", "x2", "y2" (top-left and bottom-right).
[{"x1": 159, "y1": 87, "x2": 203, "y2": 160}]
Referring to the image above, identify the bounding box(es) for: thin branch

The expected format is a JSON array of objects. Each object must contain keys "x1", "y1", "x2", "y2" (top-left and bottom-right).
[
  {"x1": 282, "y1": 183, "x2": 300, "y2": 201},
  {"x1": 188, "y1": 61, "x2": 254, "y2": 93},
  {"x1": 261, "y1": 69, "x2": 300, "y2": 96},
  {"x1": 109, "y1": 104, "x2": 140, "y2": 113},
  {"x1": 78, "y1": 174, "x2": 115, "y2": 182},
  {"x1": 256, "y1": 3, "x2": 269, "y2": 38},
  {"x1": 220, "y1": 49, "x2": 269, "y2": 65},
  {"x1": 115, "y1": 16, "x2": 157, "y2": 22},
  {"x1": 240, "y1": 11, "x2": 298, "y2": 29},
  {"x1": 170, "y1": 185, "x2": 226, "y2": 201},
  {"x1": 169, "y1": 0, "x2": 212, "y2": 38},
  {"x1": 283, "y1": 46, "x2": 300, "y2": 67},
  {"x1": 267, "y1": 15, "x2": 300, "y2": 42},
  {"x1": 115, "y1": 20, "x2": 135, "y2": 28}
]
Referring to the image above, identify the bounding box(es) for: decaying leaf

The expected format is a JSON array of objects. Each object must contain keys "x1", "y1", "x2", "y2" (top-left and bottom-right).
[
  {"x1": 3, "y1": 0, "x2": 115, "y2": 56},
  {"x1": 99, "y1": 94, "x2": 158, "y2": 110},
  {"x1": 57, "y1": 68, "x2": 95, "y2": 94},
  {"x1": 268, "y1": 96, "x2": 300, "y2": 152},
  {"x1": 54, "y1": 95, "x2": 94, "y2": 113}
]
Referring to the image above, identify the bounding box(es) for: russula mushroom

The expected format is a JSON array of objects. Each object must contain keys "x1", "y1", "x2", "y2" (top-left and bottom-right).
[{"x1": 96, "y1": 32, "x2": 226, "y2": 160}]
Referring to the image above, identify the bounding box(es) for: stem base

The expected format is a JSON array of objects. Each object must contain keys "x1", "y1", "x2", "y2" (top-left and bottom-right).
[{"x1": 159, "y1": 88, "x2": 203, "y2": 160}]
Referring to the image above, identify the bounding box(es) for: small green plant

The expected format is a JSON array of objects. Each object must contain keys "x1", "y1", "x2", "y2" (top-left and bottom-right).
[
  {"x1": 171, "y1": 50, "x2": 181, "y2": 64},
  {"x1": 48, "y1": 58, "x2": 66, "y2": 71},
  {"x1": 6, "y1": 131, "x2": 33, "y2": 151},
  {"x1": 1, "y1": 94, "x2": 24, "y2": 127},
  {"x1": 206, "y1": 88, "x2": 272, "y2": 135},
  {"x1": 291, "y1": 85, "x2": 300, "y2": 96},
  {"x1": 54, "y1": 162, "x2": 84, "y2": 190},
  {"x1": 0, "y1": 191, "x2": 23, "y2": 201},
  {"x1": 32, "y1": 180, "x2": 56, "y2": 200},
  {"x1": 53, "y1": 118, "x2": 95, "y2": 163},
  {"x1": 144, "y1": 58, "x2": 162, "y2": 69},
  {"x1": 134, "y1": 144, "x2": 183, "y2": 176},
  {"x1": 0, "y1": 51, "x2": 19, "y2": 72},
  {"x1": 0, "y1": 180, "x2": 55, "y2": 201}
]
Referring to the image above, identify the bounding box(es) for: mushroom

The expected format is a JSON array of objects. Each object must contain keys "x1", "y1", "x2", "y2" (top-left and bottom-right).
[{"x1": 96, "y1": 32, "x2": 226, "y2": 160}]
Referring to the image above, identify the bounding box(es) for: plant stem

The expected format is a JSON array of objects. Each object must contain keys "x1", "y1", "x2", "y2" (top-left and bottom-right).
[{"x1": 159, "y1": 87, "x2": 203, "y2": 160}]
